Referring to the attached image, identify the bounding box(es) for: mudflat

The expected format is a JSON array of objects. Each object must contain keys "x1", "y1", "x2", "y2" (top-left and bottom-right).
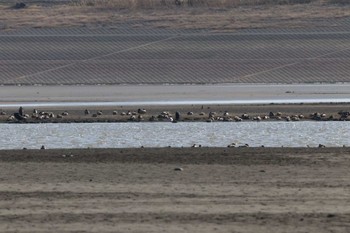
[
  {"x1": 1, "y1": 84, "x2": 350, "y2": 122},
  {"x1": 1, "y1": 147, "x2": 350, "y2": 232},
  {"x1": 1, "y1": 84, "x2": 350, "y2": 102},
  {"x1": 1, "y1": 103, "x2": 350, "y2": 123}
]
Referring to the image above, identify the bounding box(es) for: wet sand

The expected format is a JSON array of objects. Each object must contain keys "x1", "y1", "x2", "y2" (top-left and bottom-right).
[
  {"x1": 1, "y1": 84, "x2": 350, "y2": 103},
  {"x1": 1, "y1": 147, "x2": 350, "y2": 232}
]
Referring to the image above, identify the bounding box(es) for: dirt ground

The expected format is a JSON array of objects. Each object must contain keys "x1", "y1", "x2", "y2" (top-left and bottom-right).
[
  {"x1": 1, "y1": 1, "x2": 350, "y2": 31},
  {"x1": 0, "y1": 147, "x2": 350, "y2": 232}
]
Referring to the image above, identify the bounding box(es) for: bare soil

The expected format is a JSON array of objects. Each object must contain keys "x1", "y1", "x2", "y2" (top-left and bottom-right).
[
  {"x1": 1, "y1": 147, "x2": 350, "y2": 232},
  {"x1": 1, "y1": 1, "x2": 350, "y2": 31}
]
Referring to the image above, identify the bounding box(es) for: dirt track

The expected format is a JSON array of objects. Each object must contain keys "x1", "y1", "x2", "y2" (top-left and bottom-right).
[{"x1": 1, "y1": 148, "x2": 350, "y2": 232}]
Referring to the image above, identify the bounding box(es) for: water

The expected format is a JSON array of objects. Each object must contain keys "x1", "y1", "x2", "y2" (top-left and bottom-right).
[{"x1": 0, "y1": 122, "x2": 348, "y2": 149}]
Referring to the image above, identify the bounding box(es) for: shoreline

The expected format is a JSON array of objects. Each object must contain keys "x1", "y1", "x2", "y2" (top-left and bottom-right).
[
  {"x1": 0, "y1": 147, "x2": 348, "y2": 162},
  {"x1": 1, "y1": 103, "x2": 350, "y2": 123},
  {"x1": 2, "y1": 99, "x2": 350, "y2": 108}
]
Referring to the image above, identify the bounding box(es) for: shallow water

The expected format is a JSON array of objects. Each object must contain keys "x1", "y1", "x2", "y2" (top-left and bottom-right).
[{"x1": 0, "y1": 122, "x2": 348, "y2": 149}]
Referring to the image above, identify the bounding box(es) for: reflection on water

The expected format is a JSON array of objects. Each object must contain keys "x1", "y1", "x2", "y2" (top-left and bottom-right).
[{"x1": 0, "y1": 122, "x2": 349, "y2": 149}]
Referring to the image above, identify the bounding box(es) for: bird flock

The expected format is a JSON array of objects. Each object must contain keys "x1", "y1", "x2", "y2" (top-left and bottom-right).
[{"x1": 0, "y1": 107, "x2": 348, "y2": 123}]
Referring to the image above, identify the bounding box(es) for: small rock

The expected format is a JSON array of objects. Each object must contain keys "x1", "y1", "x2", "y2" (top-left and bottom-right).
[
  {"x1": 174, "y1": 167, "x2": 183, "y2": 171},
  {"x1": 40, "y1": 145, "x2": 45, "y2": 150},
  {"x1": 327, "y1": 214, "x2": 335, "y2": 218},
  {"x1": 62, "y1": 154, "x2": 66, "y2": 158}
]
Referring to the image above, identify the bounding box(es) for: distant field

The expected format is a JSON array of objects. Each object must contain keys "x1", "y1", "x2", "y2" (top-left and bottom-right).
[
  {"x1": 1, "y1": 0, "x2": 350, "y2": 31},
  {"x1": 1, "y1": 0, "x2": 350, "y2": 85},
  {"x1": 1, "y1": 0, "x2": 350, "y2": 7},
  {"x1": 70, "y1": 0, "x2": 350, "y2": 8},
  {"x1": 1, "y1": 27, "x2": 350, "y2": 85}
]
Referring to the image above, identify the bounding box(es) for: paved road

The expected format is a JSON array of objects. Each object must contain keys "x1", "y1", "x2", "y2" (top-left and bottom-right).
[{"x1": 1, "y1": 26, "x2": 350, "y2": 85}]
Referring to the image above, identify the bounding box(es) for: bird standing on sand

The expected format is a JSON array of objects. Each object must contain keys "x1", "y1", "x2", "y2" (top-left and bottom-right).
[
  {"x1": 19, "y1": 107, "x2": 24, "y2": 116},
  {"x1": 14, "y1": 106, "x2": 25, "y2": 120},
  {"x1": 175, "y1": 111, "x2": 180, "y2": 121}
]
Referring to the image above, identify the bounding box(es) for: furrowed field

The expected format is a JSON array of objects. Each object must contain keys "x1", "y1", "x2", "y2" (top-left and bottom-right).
[{"x1": 1, "y1": 0, "x2": 350, "y2": 85}]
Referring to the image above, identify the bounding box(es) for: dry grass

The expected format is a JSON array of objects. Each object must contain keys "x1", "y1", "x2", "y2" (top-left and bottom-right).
[
  {"x1": 0, "y1": 0, "x2": 350, "y2": 31},
  {"x1": 69, "y1": 0, "x2": 348, "y2": 8}
]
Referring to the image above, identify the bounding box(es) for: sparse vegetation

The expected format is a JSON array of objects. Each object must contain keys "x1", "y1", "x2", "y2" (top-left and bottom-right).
[
  {"x1": 69, "y1": 0, "x2": 349, "y2": 9},
  {"x1": 0, "y1": 0, "x2": 349, "y2": 30}
]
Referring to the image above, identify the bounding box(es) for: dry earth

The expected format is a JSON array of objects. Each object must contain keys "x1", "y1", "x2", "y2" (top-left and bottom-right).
[
  {"x1": 0, "y1": 147, "x2": 350, "y2": 232},
  {"x1": 1, "y1": 1, "x2": 350, "y2": 31}
]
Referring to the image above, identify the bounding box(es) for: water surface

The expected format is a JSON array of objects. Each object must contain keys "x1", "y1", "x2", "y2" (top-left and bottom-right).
[{"x1": 0, "y1": 122, "x2": 348, "y2": 149}]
